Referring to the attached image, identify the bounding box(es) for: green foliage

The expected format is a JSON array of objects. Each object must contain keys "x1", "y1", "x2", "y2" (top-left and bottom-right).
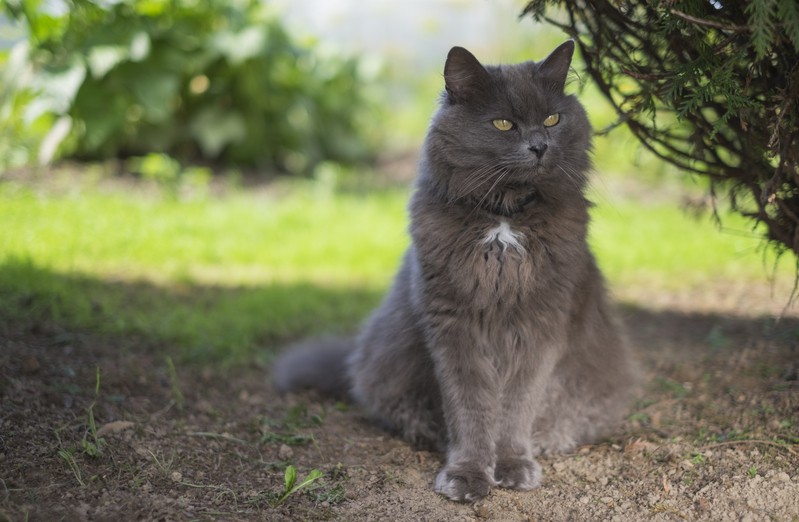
[
  {"x1": 276, "y1": 466, "x2": 324, "y2": 506},
  {"x1": 525, "y1": 0, "x2": 799, "y2": 261},
  {"x1": 746, "y1": 0, "x2": 777, "y2": 59},
  {"x1": 743, "y1": 0, "x2": 799, "y2": 58},
  {"x1": 81, "y1": 367, "x2": 106, "y2": 458},
  {"x1": 1, "y1": 0, "x2": 378, "y2": 172},
  {"x1": 776, "y1": 0, "x2": 799, "y2": 54}
]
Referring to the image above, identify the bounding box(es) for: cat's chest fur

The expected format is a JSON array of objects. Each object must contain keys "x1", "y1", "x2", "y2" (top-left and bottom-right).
[
  {"x1": 471, "y1": 219, "x2": 537, "y2": 302},
  {"x1": 481, "y1": 221, "x2": 526, "y2": 257},
  {"x1": 410, "y1": 191, "x2": 582, "y2": 311},
  {"x1": 413, "y1": 212, "x2": 543, "y2": 308}
]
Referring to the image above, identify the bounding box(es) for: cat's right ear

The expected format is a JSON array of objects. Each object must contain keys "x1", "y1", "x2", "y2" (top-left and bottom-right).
[
  {"x1": 444, "y1": 47, "x2": 491, "y2": 103},
  {"x1": 538, "y1": 40, "x2": 575, "y2": 92}
]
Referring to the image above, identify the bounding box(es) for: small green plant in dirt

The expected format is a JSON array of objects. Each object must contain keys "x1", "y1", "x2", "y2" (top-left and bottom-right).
[
  {"x1": 54, "y1": 367, "x2": 107, "y2": 486},
  {"x1": 164, "y1": 355, "x2": 185, "y2": 411},
  {"x1": 653, "y1": 377, "x2": 689, "y2": 399},
  {"x1": 147, "y1": 449, "x2": 177, "y2": 478},
  {"x1": 274, "y1": 465, "x2": 324, "y2": 507},
  {"x1": 627, "y1": 412, "x2": 651, "y2": 425},
  {"x1": 245, "y1": 464, "x2": 325, "y2": 508},
  {"x1": 747, "y1": 465, "x2": 758, "y2": 478},
  {"x1": 81, "y1": 367, "x2": 106, "y2": 457},
  {"x1": 260, "y1": 404, "x2": 323, "y2": 446},
  {"x1": 689, "y1": 452, "x2": 707, "y2": 466},
  {"x1": 57, "y1": 448, "x2": 85, "y2": 487}
]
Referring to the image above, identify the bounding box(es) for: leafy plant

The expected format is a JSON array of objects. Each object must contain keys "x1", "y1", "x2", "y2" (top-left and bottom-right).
[
  {"x1": 1, "y1": 0, "x2": 379, "y2": 172},
  {"x1": 275, "y1": 465, "x2": 323, "y2": 506},
  {"x1": 690, "y1": 452, "x2": 707, "y2": 466},
  {"x1": 524, "y1": 0, "x2": 799, "y2": 262}
]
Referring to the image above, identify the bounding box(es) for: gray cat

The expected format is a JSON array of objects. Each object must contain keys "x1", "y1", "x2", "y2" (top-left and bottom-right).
[{"x1": 272, "y1": 41, "x2": 637, "y2": 502}]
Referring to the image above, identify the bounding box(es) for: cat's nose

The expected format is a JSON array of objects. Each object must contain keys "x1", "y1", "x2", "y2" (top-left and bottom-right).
[{"x1": 528, "y1": 142, "x2": 548, "y2": 159}]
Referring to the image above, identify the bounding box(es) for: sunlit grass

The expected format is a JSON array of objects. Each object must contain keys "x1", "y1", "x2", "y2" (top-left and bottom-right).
[
  {"x1": 591, "y1": 200, "x2": 793, "y2": 289},
  {"x1": 0, "y1": 180, "x2": 408, "y2": 287}
]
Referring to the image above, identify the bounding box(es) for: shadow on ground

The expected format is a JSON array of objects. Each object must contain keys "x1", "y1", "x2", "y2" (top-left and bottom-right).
[
  {"x1": 1, "y1": 261, "x2": 797, "y2": 520},
  {"x1": 0, "y1": 257, "x2": 384, "y2": 362}
]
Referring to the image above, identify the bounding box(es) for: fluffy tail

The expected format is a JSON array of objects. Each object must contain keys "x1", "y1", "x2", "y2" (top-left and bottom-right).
[{"x1": 271, "y1": 337, "x2": 354, "y2": 399}]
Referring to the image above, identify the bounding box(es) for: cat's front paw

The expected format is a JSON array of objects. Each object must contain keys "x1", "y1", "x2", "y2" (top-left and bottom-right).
[
  {"x1": 494, "y1": 457, "x2": 542, "y2": 490},
  {"x1": 434, "y1": 463, "x2": 494, "y2": 502}
]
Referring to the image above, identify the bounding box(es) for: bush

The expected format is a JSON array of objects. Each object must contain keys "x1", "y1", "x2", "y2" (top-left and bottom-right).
[
  {"x1": 1, "y1": 0, "x2": 379, "y2": 173},
  {"x1": 524, "y1": 0, "x2": 799, "y2": 261}
]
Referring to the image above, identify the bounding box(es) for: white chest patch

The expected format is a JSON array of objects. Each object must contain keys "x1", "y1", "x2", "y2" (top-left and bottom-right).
[{"x1": 482, "y1": 221, "x2": 525, "y2": 254}]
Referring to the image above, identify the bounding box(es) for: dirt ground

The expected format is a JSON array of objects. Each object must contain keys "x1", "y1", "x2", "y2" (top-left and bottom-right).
[{"x1": 2, "y1": 280, "x2": 798, "y2": 521}]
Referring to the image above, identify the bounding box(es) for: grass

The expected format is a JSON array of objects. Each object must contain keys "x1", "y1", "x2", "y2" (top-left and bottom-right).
[
  {"x1": 591, "y1": 198, "x2": 793, "y2": 289},
  {"x1": 0, "y1": 177, "x2": 407, "y2": 287},
  {"x1": 0, "y1": 169, "x2": 793, "y2": 362}
]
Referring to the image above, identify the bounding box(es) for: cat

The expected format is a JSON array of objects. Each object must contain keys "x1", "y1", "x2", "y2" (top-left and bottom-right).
[{"x1": 272, "y1": 40, "x2": 638, "y2": 502}]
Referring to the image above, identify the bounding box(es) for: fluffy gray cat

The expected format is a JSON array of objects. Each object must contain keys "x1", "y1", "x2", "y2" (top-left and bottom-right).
[{"x1": 273, "y1": 41, "x2": 637, "y2": 502}]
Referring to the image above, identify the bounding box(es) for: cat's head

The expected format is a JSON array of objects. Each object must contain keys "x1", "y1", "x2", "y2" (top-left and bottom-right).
[{"x1": 425, "y1": 41, "x2": 592, "y2": 207}]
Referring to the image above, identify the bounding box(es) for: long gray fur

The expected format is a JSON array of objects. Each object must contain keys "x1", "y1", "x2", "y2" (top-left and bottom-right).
[{"x1": 272, "y1": 41, "x2": 638, "y2": 502}]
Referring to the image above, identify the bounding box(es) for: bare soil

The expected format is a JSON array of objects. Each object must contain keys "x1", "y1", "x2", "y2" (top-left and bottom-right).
[{"x1": 2, "y1": 282, "x2": 798, "y2": 522}]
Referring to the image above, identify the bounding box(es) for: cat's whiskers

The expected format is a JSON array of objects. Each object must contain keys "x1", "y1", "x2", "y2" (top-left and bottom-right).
[
  {"x1": 454, "y1": 161, "x2": 516, "y2": 201},
  {"x1": 557, "y1": 165, "x2": 586, "y2": 193},
  {"x1": 454, "y1": 163, "x2": 502, "y2": 200},
  {"x1": 467, "y1": 167, "x2": 513, "y2": 218}
]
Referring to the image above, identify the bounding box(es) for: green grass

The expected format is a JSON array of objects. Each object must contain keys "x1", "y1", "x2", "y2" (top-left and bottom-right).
[
  {"x1": 591, "y1": 199, "x2": 793, "y2": 289},
  {"x1": 0, "y1": 173, "x2": 792, "y2": 362},
  {"x1": 0, "y1": 177, "x2": 403, "y2": 360},
  {"x1": 0, "y1": 179, "x2": 407, "y2": 286}
]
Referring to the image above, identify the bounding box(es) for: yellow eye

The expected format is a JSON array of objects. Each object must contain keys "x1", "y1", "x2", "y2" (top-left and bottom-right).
[
  {"x1": 492, "y1": 119, "x2": 514, "y2": 131},
  {"x1": 543, "y1": 113, "x2": 560, "y2": 127}
]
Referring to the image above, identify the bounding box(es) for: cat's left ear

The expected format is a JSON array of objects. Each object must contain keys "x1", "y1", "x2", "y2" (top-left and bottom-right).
[
  {"x1": 444, "y1": 47, "x2": 492, "y2": 103},
  {"x1": 537, "y1": 40, "x2": 575, "y2": 92}
]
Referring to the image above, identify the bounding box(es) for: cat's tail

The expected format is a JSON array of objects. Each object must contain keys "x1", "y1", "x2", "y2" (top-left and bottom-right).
[{"x1": 271, "y1": 337, "x2": 353, "y2": 399}]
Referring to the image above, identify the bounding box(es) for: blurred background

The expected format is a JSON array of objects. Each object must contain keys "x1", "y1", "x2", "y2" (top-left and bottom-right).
[{"x1": 0, "y1": 0, "x2": 793, "y2": 361}]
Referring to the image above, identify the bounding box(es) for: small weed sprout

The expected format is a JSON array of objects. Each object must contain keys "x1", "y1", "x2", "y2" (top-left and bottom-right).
[
  {"x1": 54, "y1": 367, "x2": 106, "y2": 485},
  {"x1": 57, "y1": 449, "x2": 85, "y2": 487},
  {"x1": 690, "y1": 452, "x2": 707, "y2": 465},
  {"x1": 275, "y1": 465, "x2": 323, "y2": 506},
  {"x1": 147, "y1": 449, "x2": 176, "y2": 477},
  {"x1": 165, "y1": 356, "x2": 185, "y2": 411},
  {"x1": 82, "y1": 367, "x2": 106, "y2": 457}
]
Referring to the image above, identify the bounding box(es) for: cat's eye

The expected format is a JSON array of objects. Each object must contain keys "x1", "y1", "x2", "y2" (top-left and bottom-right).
[
  {"x1": 543, "y1": 113, "x2": 560, "y2": 127},
  {"x1": 492, "y1": 119, "x2": 514, "y2": 131}
]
